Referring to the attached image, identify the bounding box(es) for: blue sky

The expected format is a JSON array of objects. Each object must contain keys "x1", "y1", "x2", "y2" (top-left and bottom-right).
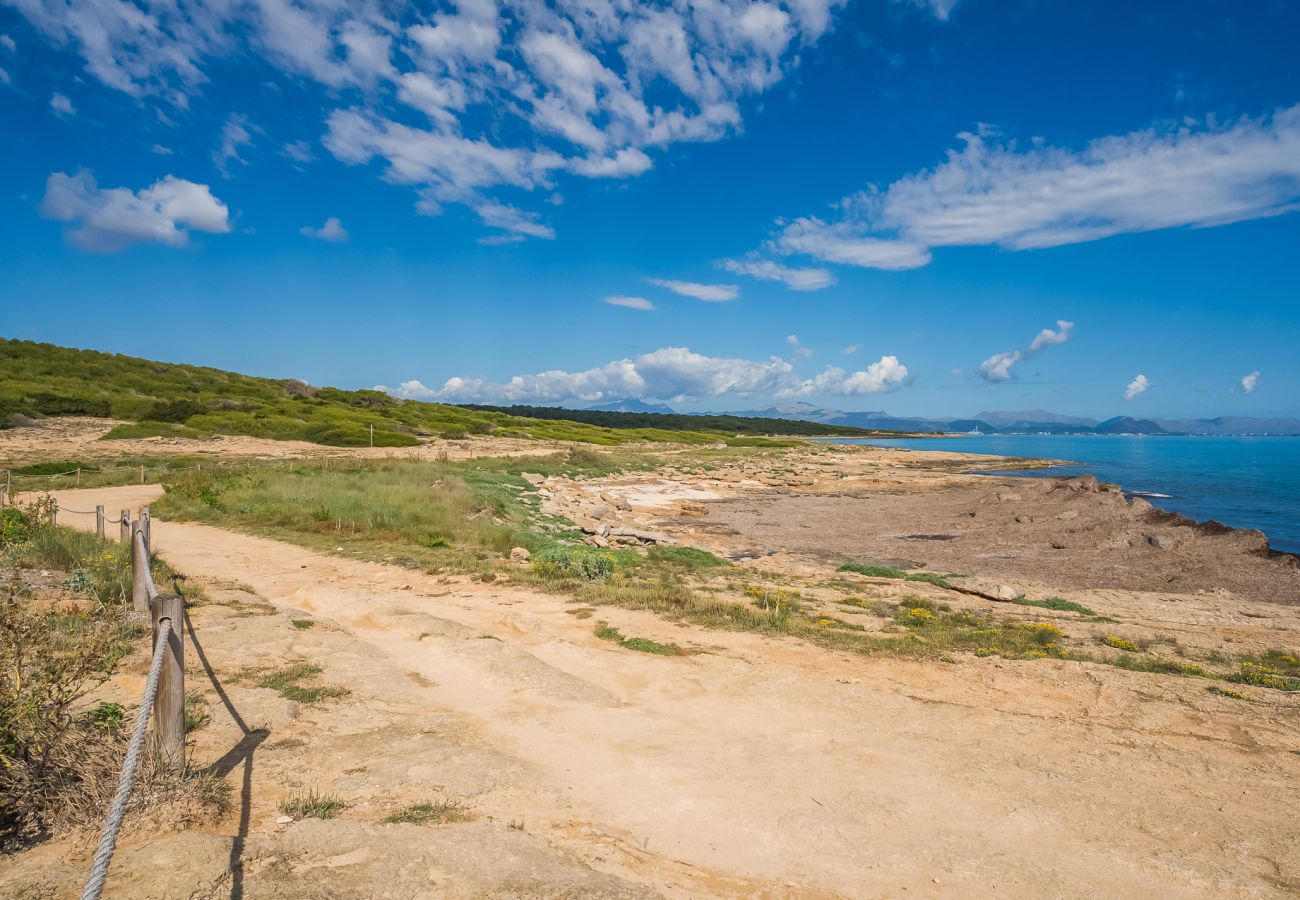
[{"x1": 1, "y1": 0, "x2": 1298, "y2": 418}]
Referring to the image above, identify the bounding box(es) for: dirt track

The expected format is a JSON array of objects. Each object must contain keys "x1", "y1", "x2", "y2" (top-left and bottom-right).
[{"x1": 5, "y1": 484, "x2": 1300, "y2": 897}]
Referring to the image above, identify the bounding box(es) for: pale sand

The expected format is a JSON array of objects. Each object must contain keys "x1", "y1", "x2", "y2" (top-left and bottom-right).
[{"x1": 4, "y1": 480, "x2": 1298, "y2": 898}]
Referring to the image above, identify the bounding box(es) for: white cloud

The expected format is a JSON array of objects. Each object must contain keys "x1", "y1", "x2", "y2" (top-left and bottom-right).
[
  {"x1": 378, "y1": 345, "x2": 910, "y2": 404},
  {"x1": 646, "y1": 278, "x2": 739, "y2": 302},
  {"x1": 785, "y1": 334, "x2": 812, "y2": 359},
  {"x1": 1124, "y1": 374, "x2": 1150, "y2": 401},
  {"x1": 1241, "y1": 370, "x2": 1261, "y2": 394},
  {"x1": 978, "y1": 320, "x2": 1073, "y2": 383},
  {"x1": 7, "y1": 0, "x2": 864, "y2": 243},
  {"x1": 39, "y1": 169, "x2": 231, "y2": 252},
  {"x1": 720, "y1": 256, "x2": 836, "y2": 291},
  {"x1": 300, "y1": 216, "x2": 348, "y2": 242},
  {"x1": 0, "y1": 66, "x2": 10, "y2": 85},
  {"x1": 50, "y1": 92, "x2": 74, "y2": 116},
  {"x1": 214, "y1": 114, "x2": 253, "y2": 176},
  {"x1": 284, "y1": 141, "x2": 313, "y2": 164},
  {"x1": 150, "y1": 144, "x2": 173, "y2": 155},
  {"x1": 603, "y1": 295, "x2": 654, "y2": 311},
  {"x1": 0, "y1": 34, "x2": 16, "y2": 53},
  {"x1": 769, "y1": 105, "x2": 1300, "y2": 270},
  {"x1": 842, "y1": 344, "x2": 861, "y2": 356}
]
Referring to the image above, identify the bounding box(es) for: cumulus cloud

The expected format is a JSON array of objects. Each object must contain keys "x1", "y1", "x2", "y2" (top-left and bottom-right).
[
  {"x1": 978, "y1": 320, "x2": 1074, "y2": 383},
  {"x1": 768, "y1": 105, "x2": 1300, "y2": 271},
  {"x1": 603, "y1": 295, "x2": 654, "y2": 311},
  {"x1": 376, "y1": 346, "x2": 909, "y2": 405},
  {"x1": 300, "y1": 216, "x2": 348, "y2": 242},
  {"x1": 50, "y1": 92, "x2": 74, "y2": 116},
  {"x1": 842, "y1": 344, "x2": 861, "y2": 356},
  {"x1": 1240, "y1": 370, "x2": 1261, "y2": 394},
  {"x1": 1124, "y1": 374, "x2": 1150, "y2": 401},
  {"x1": 646, "y1": 278, "x2": 739, "y2": 302},
  {"x1": 39, "y1": 169, "x2": 231, "y2": 252},
  {"x1": 7, "y1": 0, "x2": 892, "y2": 242},
  {"x1": 719, "y1": 256, "x2": 835, "y2": 291}
]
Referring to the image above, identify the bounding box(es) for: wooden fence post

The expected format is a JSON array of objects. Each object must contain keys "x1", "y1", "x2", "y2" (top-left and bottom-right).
[
  {"x1": 140, "y1": 464, "x2": 145, "y2": 485},
  {"x1": 96, "y1": 506, "x2": 105, "y2": 540},
  {"x1": 50, "y1": 501, "x2": 58, "y2": 526},
  {"x1": 141, "y1": 507, "x2": 151, "y2": 550},
  {"x1": 120, "y1": 510, "x2": 131, "y2": 544},
  {"x1": 76, "y1": 467, "x2": 81, "y2": 487},
  {"x1": 150, "y1": 593, "x2": 185, "y2": 772},
  {"x1": 131, "y1": 522, "x2": 150, "y2": 613}
]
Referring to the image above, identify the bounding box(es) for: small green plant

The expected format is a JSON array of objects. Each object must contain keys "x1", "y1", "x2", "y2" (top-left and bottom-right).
[
  {"x1": 290, "y1": 619, "x2": 315, "y2": 630},
  {"x1": 417, "y1": 534, "x2": 450, "y2": 549},
  {"x1": 837, "y1": 562, "x2": 956, "y2": 590},
  {"x1": 280, "y1": 789, "x2": 346, "y2": 820},
  {"x1": 184, "y1": 692, "x2": 209, "y2": 733},
  {"x1": 1102, "y1": 635, "x2": 1141, "y2": 652},
  {"x1": 384, "y1": 800, "x2": 473, "y2": 825},
  {"x1": 1208, "y1": 686, "x2": 1248, "y2": 700},
  {"x1": 647, "y1": 546, "x2": 730, "y2": 569},
  {"x1": 82, "y1": 702, "x2": 125, "y2": 734},
  {"x1": 254, "y1": 663, "x2": 349, "y2": 703},
  {"x1": 593, "y1": 623, "x2": 685, "y2": 656},
  {"x1": 1012, "y1": 597, "x2": 1096, "y2": 616},
  {"x1": 533, "y1": 547, "x2": 615, "y2": 581}
]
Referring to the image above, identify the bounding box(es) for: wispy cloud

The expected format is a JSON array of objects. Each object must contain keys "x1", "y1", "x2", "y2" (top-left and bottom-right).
[
  {"x1": 7, "y1": 0, "x2": 866, "y2": 243},
  {"x1": 978, "y1": 320, "x2": 1073, "y2": 383},
  {"x1": 214, "y1": 114, "x2": 253, "y2": 176},
  {"x1": 646, "y1": 278, "x2": 740, "y2": 302},
  {"x1": 603, "y1": 295, "x2": 654, "y2": 311},
  {"x1": 377, "y1": 346, "x2": 909, "y2": 405},
  {"x1": 841, "y1": 344, "x2": 861, "y2": 356},
  {"x1": 719, "y1": 256, "x2": 835, "y2": 291},
  {"x1": 39, "y1": 169, "x2": 231, "y2": 252},
  {"x1": 770, "y1": 105, "x2": 1300, "y2": 270},
  {"x1": 50, "y1": 92, "x2": 74, "y2": 116},
  {"x1": 1241, "y1": 370, "x2": 1261, "y2": 394},
  {"x1": 300, "y1": 216, "x2": 348, "y2": 242},
  {"x1": 785, "y1": 334, "x2": 812, "y2": 359},
  {"x1": 1124, "y1": 373, "x2": 1150, "y2": 401}
]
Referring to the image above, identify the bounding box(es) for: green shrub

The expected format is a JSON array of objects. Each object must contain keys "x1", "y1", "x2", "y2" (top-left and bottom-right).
[{"x1": 533, "y1": 547, "x2": 615, "y2": 581}]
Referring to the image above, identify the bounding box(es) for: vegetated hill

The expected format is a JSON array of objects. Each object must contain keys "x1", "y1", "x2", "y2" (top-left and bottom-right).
[
  {"x1": 456, "y1": 404, "x2": 904, "y2": 437},
  {"x1": 0, "y1": 339, "x2": 773, "y2": 448}
]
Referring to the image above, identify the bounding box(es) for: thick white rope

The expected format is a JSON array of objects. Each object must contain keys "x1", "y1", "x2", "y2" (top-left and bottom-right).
[{"x1": 80, "y1": 617, "x2": 173, "y2": 900}]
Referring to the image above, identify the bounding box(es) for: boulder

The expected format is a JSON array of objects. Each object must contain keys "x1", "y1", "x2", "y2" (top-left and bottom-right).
[
  {"x1": 991, "y1": 583, "x2": 1021, "y2": 602},
  {"x1": 520, "y1": 472, "x2": 546, "y2": 486},
  {"x1": 509, "y1": 547, "x2": 532, "y2": 562}
]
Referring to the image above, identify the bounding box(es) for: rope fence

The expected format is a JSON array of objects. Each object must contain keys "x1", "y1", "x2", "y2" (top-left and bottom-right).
[{"x1": 43, "y1": 510, "x2": 188, "y2": 900}]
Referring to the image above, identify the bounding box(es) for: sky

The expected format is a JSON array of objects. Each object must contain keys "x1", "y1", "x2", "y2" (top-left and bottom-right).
[{"x1": 1, "y1": 0, "x2": 1298, "y2": 419}]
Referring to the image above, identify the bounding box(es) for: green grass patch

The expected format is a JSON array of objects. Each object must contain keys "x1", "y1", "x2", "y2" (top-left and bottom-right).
[
  {"x1": 384, "y1": 800, "x2": 473, "y2": 825},
  {"x1": 1011, "y1": 596, "x2": 1097, "y2": 616},
  {"x1": 837, "y1": 562, "x2": 957, "y2": 590},
  {"x1": 646, "y1": 545, "x2": 730, "y2": 569},
  {"x1": 251, "y1": 662, "x2": 349, "y2": 703},
  {"x1": 290, "y1": 619, "x2": 315, "y2": 630},
  {"x1": 593, "y1": 623, "x2": 686, "y2": 656},
  {"x1": 280, "y1": 790, "x2": 346, "y2": 820}
]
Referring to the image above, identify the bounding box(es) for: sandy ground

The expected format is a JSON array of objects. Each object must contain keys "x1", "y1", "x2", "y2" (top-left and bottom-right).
[{"x1": 4, "y1": 481, "x2": 1300, "y2": 898}]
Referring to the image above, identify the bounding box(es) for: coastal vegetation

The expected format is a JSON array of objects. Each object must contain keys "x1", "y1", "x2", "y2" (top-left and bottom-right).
[
  {"x1": 0, "y1": 339, "x2": 885, "y2": 448},
  {"x1": 0, "y1": 498, "x2": 225, "y2": 848},
  {"x1": 457, "y1": 403, "x2": 896, "y2": 437}
]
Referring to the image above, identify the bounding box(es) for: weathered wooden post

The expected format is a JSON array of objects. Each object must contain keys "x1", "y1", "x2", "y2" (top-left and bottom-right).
[
  {"x1": 140, "y1": 464, "x2": 145, "y2": 485},
  {"x1": 50, "y1": 501, "x2": 58, "y2": 526},
  {"x1": 140, "y1": 506, "x2": 151, "y2": 550},
  {"x1": 96, "y1": 505, "x2": 105, "y2": 540},
  {"x1": 76, "y1": 467, "x2": 81, "y2": 487},
  {"x1": 150, "y1": 592, "x2": 185, "y2": 772},
  {"x1": 119, "y1": 510, "x2": 131, "y2": 544},
  {"x1": 131, "y1": 521, "x2": 150, "y2": 613}
]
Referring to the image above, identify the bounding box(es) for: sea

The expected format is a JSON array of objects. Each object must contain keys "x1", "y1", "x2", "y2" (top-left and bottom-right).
[{"x1": 825, "y1": 434, "x2": 1300, "y2": 555}]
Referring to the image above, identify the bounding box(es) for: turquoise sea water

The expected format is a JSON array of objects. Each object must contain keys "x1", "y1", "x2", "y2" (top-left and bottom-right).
[{"x1": 826, "y1": 435, "x2": 1300, "y2": 555}]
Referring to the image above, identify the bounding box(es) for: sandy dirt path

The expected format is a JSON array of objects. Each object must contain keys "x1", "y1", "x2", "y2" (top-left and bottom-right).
[{"x1": 19, "y1": 485, "x2": 1300, "y2": 898}]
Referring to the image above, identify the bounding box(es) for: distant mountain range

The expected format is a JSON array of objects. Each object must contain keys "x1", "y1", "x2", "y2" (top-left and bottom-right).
[
  {"x1": 579, "y1": 399, "x2": 1300, "y2": 435},
  {"x1": 714, "y1": 403, "x2": 1300, "y2": 436}
]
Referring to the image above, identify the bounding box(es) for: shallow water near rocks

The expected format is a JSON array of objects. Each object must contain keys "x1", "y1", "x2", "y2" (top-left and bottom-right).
[{"x1": 829, "y1": 434, "x2": 1300, "y2": 554}]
